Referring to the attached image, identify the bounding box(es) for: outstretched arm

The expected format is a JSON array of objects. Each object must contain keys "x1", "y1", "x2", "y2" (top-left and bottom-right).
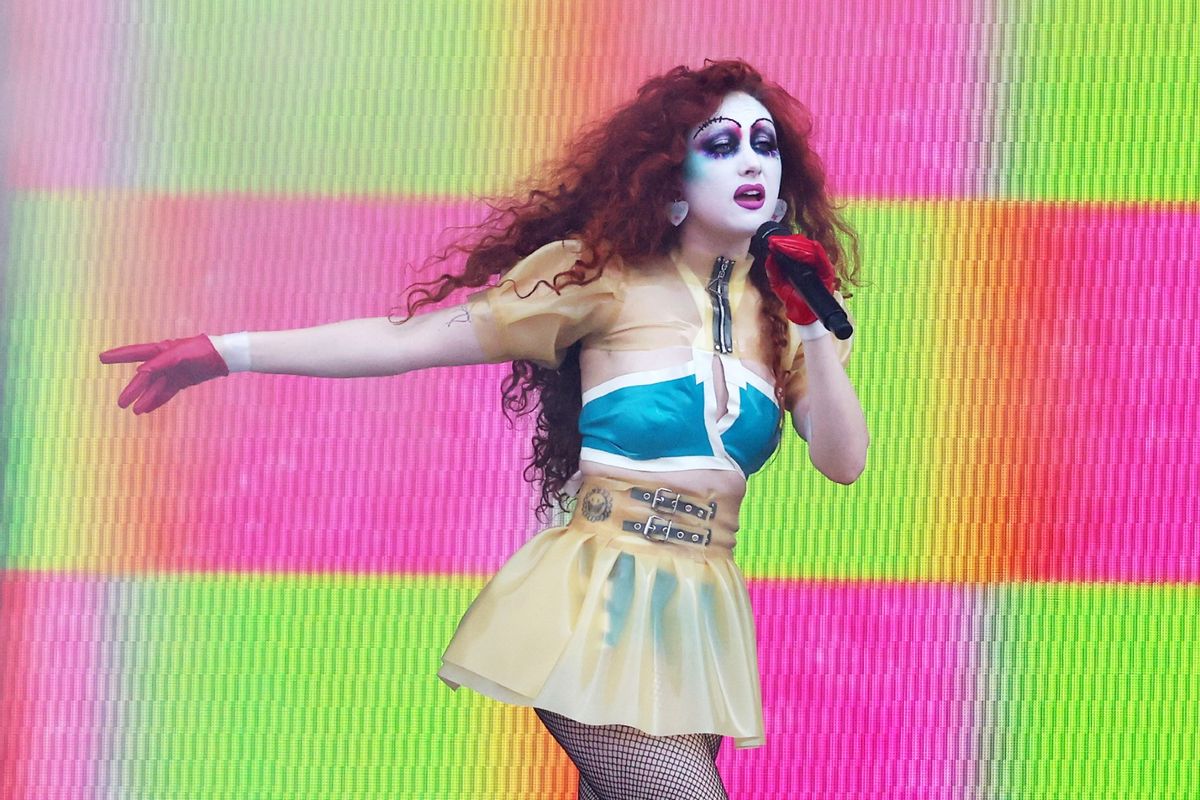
[
  {"x1": 102, "y1": 238, "x2": 617, "y2": 413},
  {"x1": 99, "y1": 302, "x2": 490, "y2": 414},
  {"x1": 215, "y1": 302, "x2": 486, "y2": 378}
]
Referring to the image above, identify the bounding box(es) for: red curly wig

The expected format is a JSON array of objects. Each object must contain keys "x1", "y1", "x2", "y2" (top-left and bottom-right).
[{"x1": 396, "y1": 59, "x2": 862, "y2": 515}]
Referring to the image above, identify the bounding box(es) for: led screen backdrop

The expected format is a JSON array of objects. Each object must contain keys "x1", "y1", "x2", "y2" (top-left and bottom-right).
[{"x1": 2, "y1": 1, "x2": 1198, "y2": 798}]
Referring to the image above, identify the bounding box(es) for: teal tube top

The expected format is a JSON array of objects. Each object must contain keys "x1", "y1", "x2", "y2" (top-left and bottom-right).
[{"x1": 578, "y1": 351, "x2": 781, "y2": 477}]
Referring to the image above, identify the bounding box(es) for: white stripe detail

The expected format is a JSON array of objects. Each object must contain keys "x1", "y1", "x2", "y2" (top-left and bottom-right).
[
  {"x1": 693, "y1": 355, "x2": 729, "y2": 460},
  {"x1": 578, "y1": 349, "x2": 777, "y2": 476},
  {"x1": 582, "y1": 360, "x2": 699, "y2": 404},
  {"x1": 722, "y1": 358, "x2": 779, "y2": 407},
  {"x1": 580, "y1": 448, "x2": 743, "y2": 475}
]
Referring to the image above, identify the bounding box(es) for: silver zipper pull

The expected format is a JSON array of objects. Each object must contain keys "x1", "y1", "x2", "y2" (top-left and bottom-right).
[{"x1": 707, "y1": 257, "x2": 735, "y2": 354}]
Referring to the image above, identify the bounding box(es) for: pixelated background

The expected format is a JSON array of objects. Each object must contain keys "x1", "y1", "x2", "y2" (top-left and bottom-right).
[{"x1": 2, "y1": 1, "x2": 1198, "y2": 797}]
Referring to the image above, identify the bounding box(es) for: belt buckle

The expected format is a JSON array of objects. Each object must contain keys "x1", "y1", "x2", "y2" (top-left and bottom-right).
[
  {"x1": 641, "y1": 514, "x2": 672, "y2": 543},
  {"x1": 652, "y1": 487, "x2": 680, "y2": 515}
]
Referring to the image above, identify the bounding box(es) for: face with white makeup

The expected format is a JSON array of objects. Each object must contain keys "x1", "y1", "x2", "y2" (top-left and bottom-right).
[{"x1": 679, "y1": 91, "x2": 782, "y2": 256}]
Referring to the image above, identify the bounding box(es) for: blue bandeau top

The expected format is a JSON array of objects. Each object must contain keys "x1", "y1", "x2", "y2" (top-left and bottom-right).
[{"x1": 578, "y1": 352, "x2": 781, "y2": 477}]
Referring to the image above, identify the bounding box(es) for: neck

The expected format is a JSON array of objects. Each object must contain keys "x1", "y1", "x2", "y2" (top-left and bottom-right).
[{"x1": 678, "y1": 224, "x2": 752, "y2": 261}]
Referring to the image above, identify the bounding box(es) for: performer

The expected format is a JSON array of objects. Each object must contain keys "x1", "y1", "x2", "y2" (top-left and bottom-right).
[{"x1": 100, "y1": 60, "x2": 868, "y2": 799}]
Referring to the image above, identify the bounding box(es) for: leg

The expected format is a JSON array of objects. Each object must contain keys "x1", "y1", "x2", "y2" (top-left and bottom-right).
[
  {"x1": 534, "y1": 707, "x2": 728, "y2": 800},
  {"x1": 578, "y1": 775, "x2": 602, "y2": 800}
]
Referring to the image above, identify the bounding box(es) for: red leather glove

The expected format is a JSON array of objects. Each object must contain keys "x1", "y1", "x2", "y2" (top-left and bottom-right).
[
  {"x1": 763, "y1": 234, "x2": 840, "y2": 326},
  {"x1": 99, "y1": 334, "x2": 229, "y2": 414}
]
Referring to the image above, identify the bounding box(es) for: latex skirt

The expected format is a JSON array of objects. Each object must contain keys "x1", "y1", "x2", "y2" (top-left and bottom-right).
[{"x1": 437, "y1": 475, "x2": 764, "y2": 749}]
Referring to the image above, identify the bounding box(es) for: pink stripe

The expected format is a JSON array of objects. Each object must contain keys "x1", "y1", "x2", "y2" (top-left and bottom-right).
[
  {"x1": 99, "y1": 198, "x2": 539, "y2": 573},
  {"x1": 538, "y1": 0, "x2": 991, "y2": 199},
  {"x1": 5, "y1": 0, "x2": 119, "y2": 186},
  {"x1": 92, "y1": 197, "x2": 1200, "y2": 580},
  {"x1": 718, "y1": 580, "x2": 979, "y2": 799},
  {"x1": 1011, "y1": 203, "x2": 1200, "y2": 581},
  {"x1": 0, "y1": 575, "x2": 104, "y2": 800},
  {"x1": 11, "y1": 0, "x2": 987, "y2": 200}
]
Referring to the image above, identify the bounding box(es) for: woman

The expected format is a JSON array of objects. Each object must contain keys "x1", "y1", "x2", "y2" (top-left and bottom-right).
[{"x1": 101, "y1": 60, "x2": 867, "y2": 799}]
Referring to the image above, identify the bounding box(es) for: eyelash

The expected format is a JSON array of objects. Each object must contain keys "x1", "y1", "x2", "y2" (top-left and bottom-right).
[
  {"x1": 699, "y1": 134, "x2": 780, "y2": 159},
  {"x1": 753, "y1": 135, "x2": 780, "y2": 157},
  {"x1": 702, "y1": 137, "x2": 738, "y2": 158}
]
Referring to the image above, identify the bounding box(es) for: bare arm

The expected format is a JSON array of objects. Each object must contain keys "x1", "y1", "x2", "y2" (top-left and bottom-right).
[
  {"x1": 213, "y1": 302, "x2": 488, "y2": 378},
  {"x1": 789, "y1": 334, "x2": 868, "y2": 484}
]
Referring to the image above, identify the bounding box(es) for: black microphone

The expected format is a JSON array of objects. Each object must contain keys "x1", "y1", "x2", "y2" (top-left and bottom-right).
[{"x1": 750, "y1": 221, "x2": 853, "y2": 340}]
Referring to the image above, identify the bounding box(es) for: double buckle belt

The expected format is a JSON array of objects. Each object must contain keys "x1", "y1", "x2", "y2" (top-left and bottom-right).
[{"x1": 621, "y1": 486, "x2": 717, "y2": 547}]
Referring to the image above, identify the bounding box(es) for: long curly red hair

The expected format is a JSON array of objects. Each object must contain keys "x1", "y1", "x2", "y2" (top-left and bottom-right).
[{"x1": 396, "y1": 59, "x2": 861, "y2": 515}]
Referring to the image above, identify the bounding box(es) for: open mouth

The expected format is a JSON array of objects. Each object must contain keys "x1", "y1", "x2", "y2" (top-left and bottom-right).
[{"x1": 734, "y1": 185, "x2": 765, "y2": 210}]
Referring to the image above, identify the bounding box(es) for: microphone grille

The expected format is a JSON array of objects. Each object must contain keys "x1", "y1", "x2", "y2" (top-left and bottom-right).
[{"x1": 750, "y1": 221, "x2": 789, "y2": 261}]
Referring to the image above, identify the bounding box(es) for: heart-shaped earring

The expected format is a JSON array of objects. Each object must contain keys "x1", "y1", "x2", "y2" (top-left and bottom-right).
[
  {"x1": 667, "y1": 200, "x2": 689, "y2": 227},
  {"x1": 771, "y1": 199, "x2": 788, "y2": 222}
]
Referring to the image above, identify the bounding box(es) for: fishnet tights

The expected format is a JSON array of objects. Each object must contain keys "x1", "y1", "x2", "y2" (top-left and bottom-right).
[{"x1": 534, "y1": 708, "x2": 728, "y2": 800}]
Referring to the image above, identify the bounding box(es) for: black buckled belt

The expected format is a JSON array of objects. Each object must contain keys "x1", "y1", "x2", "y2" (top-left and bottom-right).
[{"x1": 621, "y1": 486, "x2": 717, "y2": 547}]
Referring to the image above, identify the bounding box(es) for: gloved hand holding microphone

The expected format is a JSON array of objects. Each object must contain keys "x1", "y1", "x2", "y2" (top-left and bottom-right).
[{"x1": 751, "y1": 221, "x2": 853, "y2": 342}]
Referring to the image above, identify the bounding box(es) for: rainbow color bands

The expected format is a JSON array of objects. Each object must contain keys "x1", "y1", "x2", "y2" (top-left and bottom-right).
[{"x1": 4, "y1": 1, "x2": 1198, "y2": 798}]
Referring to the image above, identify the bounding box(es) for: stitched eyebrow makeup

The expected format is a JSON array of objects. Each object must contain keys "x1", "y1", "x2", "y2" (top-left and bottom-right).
[
  {"x1": 749, "y1": 119, "x2": 777, "y2": 144},
  {"x1": 693, "y1": 116, "x2": 738, "y2": 139},
  {"x1": 693, "y1": 115, "x2": 776, "y2": 140}
]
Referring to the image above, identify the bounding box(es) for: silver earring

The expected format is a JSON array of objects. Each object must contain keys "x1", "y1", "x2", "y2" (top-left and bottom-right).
[
  {"x1": 667, "y1": 200, "x2": 689, "y2": 227},
  {"x1": 771, "y1": 199, "x2": 788, "y2": 222}
]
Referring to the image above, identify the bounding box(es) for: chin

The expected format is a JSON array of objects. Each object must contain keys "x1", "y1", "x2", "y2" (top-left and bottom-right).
[
  {"x1": 728, "y1": 215, "x2": 771, "y2": 238},
  {"x1": 688, "y1": 209, "x2": 773, "y2": 249}
]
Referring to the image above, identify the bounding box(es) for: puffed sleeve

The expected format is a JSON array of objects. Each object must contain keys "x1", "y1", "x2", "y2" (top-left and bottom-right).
[
  {"x1": 782, "y1": 291, "x2": 855, "y2": 409},
  {"x1": 466, "y1": 239, "x2": 625, "y2": 368}
]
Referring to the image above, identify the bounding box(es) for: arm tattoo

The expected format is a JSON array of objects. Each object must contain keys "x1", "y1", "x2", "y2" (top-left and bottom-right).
[{"x1": 446, "y1": 303, "x2": 471, "y2": 327}]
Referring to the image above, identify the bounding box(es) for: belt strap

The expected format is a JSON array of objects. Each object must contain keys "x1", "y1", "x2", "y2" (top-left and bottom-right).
[
  {"x1": 622, "y1": 516, "x2": 713, "y2": 546},
  {"x1": 572, "y1": 477, "x2": 737, "y2": 555},
  {"x1": 627, "y1": 486, "x2": 717, "y2": 521},
  {"x1": 623, "y1": 486, "x2": 718, "y2": 547}
]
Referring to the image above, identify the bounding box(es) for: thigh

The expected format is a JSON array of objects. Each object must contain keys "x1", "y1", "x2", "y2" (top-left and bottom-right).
[{"x1": 534, "y1": 708, "x2": 727, "y2": 800}]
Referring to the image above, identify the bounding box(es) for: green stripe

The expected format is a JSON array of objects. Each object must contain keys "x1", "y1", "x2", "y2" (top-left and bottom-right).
[
  {"x1": 983, "y1": 583, "x2": 1200, "y2": 797},
  {"x1": 996, "y1": 0, "x2": 1199, "y2": 201},
  {"x1": 129, "y1": 0, "x2": 529, "y2": 196},
  {"x1": 122, "y1": 572, "x2": 525, "y2": 799}
]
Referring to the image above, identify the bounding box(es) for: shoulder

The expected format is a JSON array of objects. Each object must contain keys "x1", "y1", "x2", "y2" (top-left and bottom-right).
[
  {"x1": 502, "y1": 239, "x2": 625, "y2": 285},
  {"x1": 501, "y1": 239, "x2": 585, "y2": 281}
]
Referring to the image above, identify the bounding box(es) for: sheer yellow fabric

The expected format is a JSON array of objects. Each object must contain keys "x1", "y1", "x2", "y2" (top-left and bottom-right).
[
  {"x1": 448, "y1": 240, "x2": 855, "y2": 748},
  {"x1": 438, "y1": 476, "x2": 764, "y2": 749},
  {"x1": 467, "y1": 239, "x2": 625, "y2": 369},
  {"x1": 468, "y1": 239, "x2": 853, "y2": 405}
]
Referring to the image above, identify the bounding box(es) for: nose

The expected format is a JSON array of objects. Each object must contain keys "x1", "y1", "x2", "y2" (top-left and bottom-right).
[{"x1": 736, "y1": 142, "x2": 762, "y2": 176}]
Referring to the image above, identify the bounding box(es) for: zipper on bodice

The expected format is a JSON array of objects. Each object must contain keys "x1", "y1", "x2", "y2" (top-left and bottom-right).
[{"x1": 706, "y1": 257, "x2": 735, "y2": 354}]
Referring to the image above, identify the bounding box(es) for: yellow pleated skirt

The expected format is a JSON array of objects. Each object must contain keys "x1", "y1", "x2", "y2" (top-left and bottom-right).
[{"x1": 437, "y1": 477, "x2": 765, "y2": 749}]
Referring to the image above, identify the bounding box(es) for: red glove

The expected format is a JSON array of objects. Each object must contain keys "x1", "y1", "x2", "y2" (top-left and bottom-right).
[
  {"x1": 99, "y1": 334, "x2": 229, "y2": 414},
  {"x1": 763, "y1": 235, "x2": 840, "y2": 327}
]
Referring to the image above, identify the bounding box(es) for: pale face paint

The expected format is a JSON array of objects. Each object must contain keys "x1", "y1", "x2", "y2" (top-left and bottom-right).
[{"x1": 680, "y1": 92, "x2": 782, "y2": 255}]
